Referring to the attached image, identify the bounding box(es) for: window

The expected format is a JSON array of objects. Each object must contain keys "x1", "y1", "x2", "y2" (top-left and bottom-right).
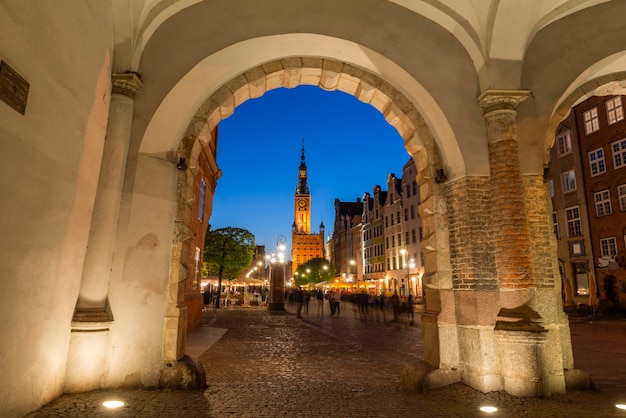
[
  {"x1": 613, "y1": 139, "x2": 626, "y2": 169},
  {"x1": 594, "y1": 190, "x2": 612, "y2": 217},
  {"x1": 385, "y1": 216, "x2": 388, "y2": 228},
  {"x1": 556, "y1": 130, "x2": 572, "y2": 157},
  {"x1": 583, "y1": 107, "x2": 600, "y2": 135},
  {"x1": 606, "y1": 96, "x2": 624, "y2": 125},
  {"x1": 600, "y1": 237, "x2": 617, "y2": 258},
  {"x1": 412, "y1": 181, "x2": 417, "y2": 195},
  {"x1": 561, "y1": 170, "x2": 576, "y2": 193},
  {"x1": 197, "y1": 179, "x2": 206, "y2": 221},
  {"x1": 552, "y1": 211, "x2": 559, "y2": 240},
  {"x1": 410, "y1": 205, "x2": 415, "y2": 219},
  {"x1": 404, "y1": 208, "x2": 408, "y2": 221},
  {"x1": 589, "y1": 148, "x2": 606, "y2": 176},
  {"x1": 548, "y1": 179, "x2": 554, "y2": 198},
  {"x1": 565, "y1": 206, "x2": 582, "y2": 237},
  {"x1": 391, "y1": 235, "x2": 395, "y2": 247},
  {"x1": 619, "y1": 184, "x2": 626, "y2": 211},
  {"x1": 411, "y1": 228, "x2": 417, "y2": 244},
  {"x1": 569, "y1": 241, "x2": 584, "y2": 256},
  {"x1": 406, "y1": 184, "x2": 411, "y2": 198},
  {"x1": 573, "y1": 262, "x2": 589, "y2": 296}
]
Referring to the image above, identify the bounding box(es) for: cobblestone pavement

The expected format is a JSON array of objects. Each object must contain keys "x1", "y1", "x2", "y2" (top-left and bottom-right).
[{"x1": 26, "y1": 304, "x2": 626, "y2": 417}]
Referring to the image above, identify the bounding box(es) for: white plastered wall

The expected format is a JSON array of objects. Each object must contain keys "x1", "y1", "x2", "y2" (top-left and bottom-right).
[{"x1": 0, "y1": 3, "x2": 114, "y2": 417}]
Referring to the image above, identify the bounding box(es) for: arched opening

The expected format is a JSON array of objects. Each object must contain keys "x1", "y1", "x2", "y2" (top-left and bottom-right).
[{"x1": 167, "y1": 57, "x2": 452, "y2": 368}]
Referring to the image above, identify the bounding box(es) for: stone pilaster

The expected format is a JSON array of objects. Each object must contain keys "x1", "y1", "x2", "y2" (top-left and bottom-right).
[
  {"x1": 66, "y1": 72, "x2": 141, "y2": 392},
  {"x1": 74, "y1": 72, "x2": 142, "y2": 316},
  {"x1": 478, "y1": 90, "x2": 535, "y2": 289}
]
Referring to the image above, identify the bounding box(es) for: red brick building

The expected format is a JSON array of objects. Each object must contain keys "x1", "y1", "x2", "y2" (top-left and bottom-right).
[
  {"x1": 550, "y1": 95, "x2": 626, "y2": 310},
  {"x1": 575, "y1": 95, "x2": 626, "y2": 309},
  {"x1": 184, "y1": 126, "x2": 221, "y2": 332}
]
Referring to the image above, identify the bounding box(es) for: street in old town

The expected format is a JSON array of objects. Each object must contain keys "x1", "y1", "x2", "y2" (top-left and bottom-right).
[{"x1": 27, "y1": 303, "x2": 626, "y2": 417}]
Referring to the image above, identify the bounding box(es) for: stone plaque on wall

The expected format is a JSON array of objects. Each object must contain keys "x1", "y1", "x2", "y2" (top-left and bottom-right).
[{"x1": 0, "y1": 60, "x2": 29, "y2": 115}]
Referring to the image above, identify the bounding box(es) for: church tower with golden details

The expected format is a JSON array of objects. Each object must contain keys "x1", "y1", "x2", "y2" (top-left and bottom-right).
[{"x1": 291, "y1": 143, "x2": 324, "y2": 276}]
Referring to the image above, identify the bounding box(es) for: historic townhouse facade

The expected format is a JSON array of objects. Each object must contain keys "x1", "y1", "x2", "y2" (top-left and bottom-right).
[
  {"x1": 576, "y1": 95, "x2": 626, "y2": 309},
  {"x1": 332, "y1": 158, "x2": 423, "y2": 296},
  {"x1": 548, "y1": 110, "x2": 595, "y2": 306},
  {"x1": 184, "y1": 126, "x2": 221, "y2": 332},
  {"x1": 549, "y1": 95, "x2": 626, "y2": 311},
  {"x1": 401, "y1": 158, "x2": 423, "y2": 298},
  {"x1": 383, "y1": 173, "x2": 404, "y2": 292}
]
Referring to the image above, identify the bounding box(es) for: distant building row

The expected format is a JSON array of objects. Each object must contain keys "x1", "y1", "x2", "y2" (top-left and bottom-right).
[{"x1": 329, "y1": 158, "x2": 423, "y2": 297}]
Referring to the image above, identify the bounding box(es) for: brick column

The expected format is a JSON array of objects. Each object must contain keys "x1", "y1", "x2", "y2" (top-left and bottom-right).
[{"x1": 478, "y1": 90, "x2": 535, "y2": 289}]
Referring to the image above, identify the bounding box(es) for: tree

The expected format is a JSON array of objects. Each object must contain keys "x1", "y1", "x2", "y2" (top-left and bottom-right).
[
  {"x1": 203, "y1": 226, "x2": 255, "y2": 308},
  {"x1": 294, "y1": 257, "x2": 333, "y2": 287}
]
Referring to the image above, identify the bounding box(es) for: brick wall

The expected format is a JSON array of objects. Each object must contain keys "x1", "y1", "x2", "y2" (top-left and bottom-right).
[{"x1": 445, "y1": 176, "x2": 497, "y2": 290}]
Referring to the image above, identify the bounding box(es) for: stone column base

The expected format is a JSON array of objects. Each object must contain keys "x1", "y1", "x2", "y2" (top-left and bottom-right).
[{"x1": 159, "y1": 355, "x2": 206, "y2": 389}]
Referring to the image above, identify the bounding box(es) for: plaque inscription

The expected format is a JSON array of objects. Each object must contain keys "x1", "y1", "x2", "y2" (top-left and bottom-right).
[{"x1": 0, "y1": 61, "x2": 29, "y2": 115}]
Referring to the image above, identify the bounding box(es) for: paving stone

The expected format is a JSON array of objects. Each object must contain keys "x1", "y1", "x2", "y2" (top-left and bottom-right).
[{"x1": 26, "y1": 304, "x2": 626, "y2": 417}]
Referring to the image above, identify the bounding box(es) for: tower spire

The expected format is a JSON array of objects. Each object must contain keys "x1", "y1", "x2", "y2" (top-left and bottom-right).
[{"x1": 296, "y1": 140, "x2": 309, "y2": 194}]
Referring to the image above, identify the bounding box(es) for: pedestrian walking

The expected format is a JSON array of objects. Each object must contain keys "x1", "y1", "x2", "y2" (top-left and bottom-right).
[
  {"x1": 358, "y1": 290, "x2": 369, "y2": 318},
  {"x1": 328, "y1": 291, "x2": 336, "y2": 316},
  {"x1": 390, "y1": 291, "x2": 400, "y2": 322},
  {"x1": 333, "y1": 289, "x2": 342, "y2": 316},
  {"x1": 316, "y1": 289, "x2": 324, "y2": 316},
  {"x1": 295, "y1": 287, "x2": 304, "y2": 318},
  {"x1": 304, "y1": 291, "x2": 311, "y2": 314},
  {"x1": 407, "y1": 293, "x2": 414, "y2": 325}
]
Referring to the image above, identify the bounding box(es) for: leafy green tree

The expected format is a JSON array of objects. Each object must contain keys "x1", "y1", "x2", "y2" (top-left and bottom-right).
[
  {"x1": 203, "y1": 226, "x2": 255, "y2": 308},
  {"x1": 294, "y1": 258, "x2": 333, "y2": 287}
]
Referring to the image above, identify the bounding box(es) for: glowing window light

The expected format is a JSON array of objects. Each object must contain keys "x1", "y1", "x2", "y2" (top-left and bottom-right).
[
  {"x1": 103, "y1": 400, "x2": 125, "y2": 409},
  {"x1": 479, "y1": 405, "x2": 498, "y2": 413}
]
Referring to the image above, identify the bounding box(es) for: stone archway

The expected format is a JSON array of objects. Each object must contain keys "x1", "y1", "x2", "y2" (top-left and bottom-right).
[{"x1": 168, "y1": 56, "x2": 452, "y2": 369}]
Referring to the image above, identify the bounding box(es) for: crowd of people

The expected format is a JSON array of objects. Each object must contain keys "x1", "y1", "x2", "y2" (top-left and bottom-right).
[
  {"x1": 202, "y1": 284, "x2": 419, "y2": 325},
  {"x1": 288, "y1": 288, "x2": 417, "y2": 325}
]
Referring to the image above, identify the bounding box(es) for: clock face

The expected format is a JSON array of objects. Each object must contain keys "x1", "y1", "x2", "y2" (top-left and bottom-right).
[{"x1": 298, "y1": 199, "x2": 306, "y2": 209}]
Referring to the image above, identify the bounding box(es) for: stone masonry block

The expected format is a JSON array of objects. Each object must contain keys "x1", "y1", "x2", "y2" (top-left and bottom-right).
[{"x1": 336, "y1": 73, "x2": 360, "y2": 95}]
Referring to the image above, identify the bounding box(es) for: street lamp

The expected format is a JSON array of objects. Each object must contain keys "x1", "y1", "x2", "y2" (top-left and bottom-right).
[
  {"x1": 400, "y1": 249, "x2": 415, "y2": 296},
  {"x1": 349, "y1": 259, "x2": 356, "y2": 283},
  {"x1": 267, "y1": 235, "x2": 287, "y2": 311}
]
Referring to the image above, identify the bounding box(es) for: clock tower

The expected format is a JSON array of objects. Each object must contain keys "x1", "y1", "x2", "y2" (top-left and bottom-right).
[
  {"x1": 294, "y1": 145, "x2": 311, "y2": 234},
  {"x1": 291, "y1": 143, "x2": 325, "y2": 276}
]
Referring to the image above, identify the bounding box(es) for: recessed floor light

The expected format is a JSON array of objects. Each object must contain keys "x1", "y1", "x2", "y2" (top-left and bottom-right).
[
  {"x1": 103, "y1": 400, "x2": 125, "y2": 409},
  {"x1": 479, "y1": 405, "x2": 498, "y2": 413}
]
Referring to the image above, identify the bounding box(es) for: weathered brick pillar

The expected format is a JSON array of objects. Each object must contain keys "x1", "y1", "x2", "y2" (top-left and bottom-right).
[{"x1": 478, "y1": 90, "x2": 535, "y2": 289}]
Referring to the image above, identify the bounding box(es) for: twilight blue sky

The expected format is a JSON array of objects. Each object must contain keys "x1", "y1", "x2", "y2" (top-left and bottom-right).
[{"x1": 210, "y1": 85, "x2": 411, "y2": 253}]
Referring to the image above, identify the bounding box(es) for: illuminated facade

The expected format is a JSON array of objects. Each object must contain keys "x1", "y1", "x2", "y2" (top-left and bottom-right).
[{"x1": 291, "y1": 145, "x2": 324, "y2": 275}]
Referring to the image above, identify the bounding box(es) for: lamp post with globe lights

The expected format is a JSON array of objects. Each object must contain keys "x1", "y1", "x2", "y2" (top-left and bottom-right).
[
  {"x1": 267, "y1": 235, "x2": 287, "y2": 311},
  {"x1": 400, "y1": 249, "x2": 415, "y2": 297}
]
